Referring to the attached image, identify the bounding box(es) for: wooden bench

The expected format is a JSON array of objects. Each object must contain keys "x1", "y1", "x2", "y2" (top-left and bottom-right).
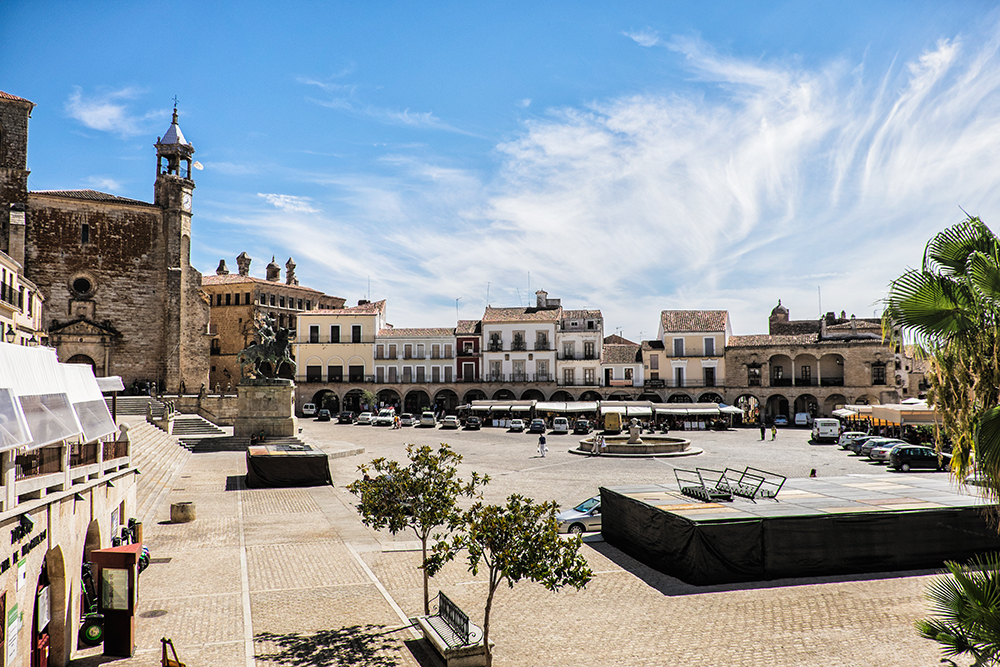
[{"x1": 416, "y1": 591, "x2": 491, "y2": 667}]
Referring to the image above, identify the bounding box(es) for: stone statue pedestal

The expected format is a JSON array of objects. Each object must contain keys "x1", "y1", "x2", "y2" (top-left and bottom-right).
[
  {"x1": 234, "y1": 379, "x2": 297, "y2": 437},
  {"x1": 627, "y1": 418, "x2": 643, "y2": 444}
]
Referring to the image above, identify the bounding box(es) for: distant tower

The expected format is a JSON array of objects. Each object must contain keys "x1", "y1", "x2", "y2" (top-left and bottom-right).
[
  {"x1": 154, "y1": 102, "x2": 200, "y2": 392},
  {"x1": 0, "y1": 91, "x2": 35, "y2": 265},
  {"x1": 769, "y1": 300, "x2": 790, "y2": 334},
  {"x1": 266, "y1": 256, "x2": 280, "y2": 282}
]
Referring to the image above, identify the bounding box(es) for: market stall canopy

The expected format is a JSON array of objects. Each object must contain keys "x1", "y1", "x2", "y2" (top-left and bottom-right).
[
  {"x1": 719, "y1": 405, "x2": 744, "y2": 415},
  {"x1": 96, "y1": 375, "x2": 125, "y2": 393},
  {"x1": 832, "y1": 408, "x2": 857, "y2": 418},
  {"x1": 871, "y1": 403, "x2": 939, "y2": 426},
  {"x1": 653, "y1": 403, "x2": 721, "y2": 416},
  {"x1": 0, "y1": 344, "x2": 111, "y2": 452}
]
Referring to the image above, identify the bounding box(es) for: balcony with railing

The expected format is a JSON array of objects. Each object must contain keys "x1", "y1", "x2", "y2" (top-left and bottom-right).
[
  {"x1": 557, "y1": 379, "x2": 601, "y2": 387},
  {"x1": 484, "y1": 373, "x2": 553, "y2": 383},
  {"x1": 70, "y1": 442, "x2": 99, "y2": 468},
  {"x1": 15, "y1": 446, "x2": 63, "y2": 481}
]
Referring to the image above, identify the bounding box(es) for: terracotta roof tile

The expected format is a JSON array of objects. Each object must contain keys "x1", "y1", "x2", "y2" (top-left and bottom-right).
[
  {"x1": 561, "y1": 309, "x2": 602, "y2": 321},
  {"x1": 640, "y1": 340, "x2": 665, "y2": 351},
  {"x1": 0, "y1": 91, "x2": 33, "y2": 104},
  {"x1": 602, "y1": 344, "x2": 641, "y2": 364},
  {"x1": 604, "y1": 334, "x2": 636, "y2": 345},
  {"x1": 456, "y1": 320, "x2": 481, "y2": 335},
  {"x1": 201, "y1": 274, "x2": 327, "y2": 295},
  {"x1": 728, "y1": 334, "x2": 818, "y2": 347},
  {"x1": 312, "y1": 299, "x2": 385, "y2": 315},
  {"x1": 377, "y1": 327, "x2": 455, "y2": 338},
  {"x1": 32, "y1": 189, "x2": 157, "y2": 207},
  {"x1": 660, "y1": 310, "x2": 729, "y2": 332},
  {"x1": 483, "y1": 306, "x2": 561, "y2": 323}
]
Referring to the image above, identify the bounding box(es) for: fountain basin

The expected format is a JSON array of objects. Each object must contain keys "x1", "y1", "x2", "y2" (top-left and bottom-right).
[{"x1": 573, "y1": 434, "x2": 701, "y2": 458}]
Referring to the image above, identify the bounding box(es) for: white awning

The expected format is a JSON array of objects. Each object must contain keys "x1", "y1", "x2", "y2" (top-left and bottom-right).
[
  {"x1": 511, "y1": 405, "x2": 532, "y2": 412},
  {"x1": 832, "y1": 408, "x2": 857, "y2": 418},
  {"x1": 564, "y1": 402, "x2": 598, "y2": 413},
  {"x1": 489, "y1": 405, "x2": 512, "y2": 412},
  {"x1": 600, "y1": 406, "x2": 626, "y2": 414},
  {"x1": 96, "y1": 376, "x2": 125, "y2": 393},
  {"x1": 534, "y1": 402, "x2": 564, "y2": 412},
  {"x1": 626, "y1": 406, "x2": 652, "y2": 416}
]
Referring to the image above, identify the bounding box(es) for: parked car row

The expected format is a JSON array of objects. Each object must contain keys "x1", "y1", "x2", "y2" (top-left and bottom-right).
[
  {"x1": 838, "y1": 431, "x2": 950, "y2": 472},
  {"x1": 314, "y1": 410, "x2": 597, "y2": 435}
]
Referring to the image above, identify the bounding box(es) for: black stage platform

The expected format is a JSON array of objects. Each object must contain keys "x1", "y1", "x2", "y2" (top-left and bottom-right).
[
  {"x1": 601, "y1": 475, "x2": 1000, "y2": 585},
  {"x1": 245, "y1": 444, "x2": 332, "y2": 488}
]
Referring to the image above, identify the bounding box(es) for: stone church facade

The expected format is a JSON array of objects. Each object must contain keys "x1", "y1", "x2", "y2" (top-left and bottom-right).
[{"x1": 0, "y1": 91, "x2": 210, "y2": 392}]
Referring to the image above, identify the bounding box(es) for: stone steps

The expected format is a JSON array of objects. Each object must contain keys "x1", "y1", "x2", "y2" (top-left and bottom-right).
[
  {"x1": 106, "y1": 396, "x2": 166, "y2": 417},
  {"x1": 182, "y1": 434, "x2": 309, "y2": 453},
  {"x1": 125, "y1": 420, "x2": 192, "y2": 524}
]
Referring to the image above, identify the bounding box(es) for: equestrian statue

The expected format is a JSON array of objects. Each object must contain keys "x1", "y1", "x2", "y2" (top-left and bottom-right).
[{"x1": 236, "y1": 314, "x2": 296, "y2": 380}]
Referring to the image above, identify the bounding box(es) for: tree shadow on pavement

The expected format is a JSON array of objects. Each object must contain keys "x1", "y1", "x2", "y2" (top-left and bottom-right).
[{"x1": 255, "y1": 624, "x2": 403, "y2": 667}]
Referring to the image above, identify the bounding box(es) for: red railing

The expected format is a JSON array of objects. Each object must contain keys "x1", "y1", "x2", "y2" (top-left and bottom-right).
[{"x1": 70, "y1": 442, "x2": 99, "y2": 467}]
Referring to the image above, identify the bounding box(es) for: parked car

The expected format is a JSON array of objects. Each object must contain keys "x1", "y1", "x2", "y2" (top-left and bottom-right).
[
  {"x1": 465, "y1": 416, "x2": 482, "y2": 430},
  {"x1": 316, "y1": 409, "x2": 331, "y2": 422},
  {"x1": 861, "y1": 437, "x2": 897, "y2": 459},
  {"x1": 573, "y1": 419, "x2": 592, "y2": 435},
  {"x1": 551, "y1": 417, "x2": 570, "y2": 433},
  {"x1": 356, "y1": 412, "x2": 374, "y2": 425},
  {"x1": 869, "y1": 439, "x2": 907, "y2": 463},
  {"x1": 375, "y1": 409, "x2": 396, "y2": 426},
  {"x1": 847, "y1": 435, "x2": 879, "y2": 455},
  {"x1": 890, "y1": 446, "x2": 952, "y2": 472},
  {"x1": 556, "y1": 496, "x2": 601, "y2": 535},
  {"x1": 419, "y1": 411, "x2": 437, "y2": 427},
  {"x1": 399, "y1": 413, "x2": 415, "y2": 426},
  {"x1": 794, "y1": 412, "x2": 813, "y2": 427},
  {"x1": 337, "y1": 411, "x2": 356, "y2": 424},
  {"x1": 838, "y1": 431, "x2": 869, "y2": 450},
  {"x1": 528, "y1": 418, "x2": 546, "y2": 433},
  {"x1": 509, "y1": 418, "x2": 525, "y2": 432},
  {"x1": 441, "y1": 415, "x2": 460, "y2": 429},
  {"x1": 773, "y1": 415, "x2": 788, "y2": 426},
  {"x1": 302, "y1": 403, "x2": 317, "y2": 417}
]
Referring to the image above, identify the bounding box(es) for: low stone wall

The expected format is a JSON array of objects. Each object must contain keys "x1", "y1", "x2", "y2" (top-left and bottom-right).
[{"x1": 169, "y1": 394, "x2": 239, "y2": 426}]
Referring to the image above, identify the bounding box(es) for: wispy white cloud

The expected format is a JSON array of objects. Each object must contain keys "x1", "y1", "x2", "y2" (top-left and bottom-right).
[
  {"x1": 256, "y1": 193, "x2": 319, "y2": 213},
  {"x1": 214, "y1": 22, "x2": 1000, "y2": 338},
  {"x1": 84, "y1": 176, "x2": 123, "y2": 192},
  {"x1": 519, "y1": 98, "x2": 532, "y2": 108},
  {"x1": 624, "y1": 28, "x2": 660, "y2": 48},
  {"x1": 64, "y1": 87, "x2": 162, "y2": 137}
]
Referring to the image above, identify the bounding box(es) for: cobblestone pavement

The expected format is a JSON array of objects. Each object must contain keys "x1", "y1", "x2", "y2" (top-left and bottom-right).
[{"x1": 69, "y1": 422, "x2": 956, "y2": 666}]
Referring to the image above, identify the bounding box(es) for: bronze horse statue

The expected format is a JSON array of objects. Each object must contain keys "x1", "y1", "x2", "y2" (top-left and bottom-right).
[{"x1": 237, "y1": 317, "x2": 295, "y2": 379}]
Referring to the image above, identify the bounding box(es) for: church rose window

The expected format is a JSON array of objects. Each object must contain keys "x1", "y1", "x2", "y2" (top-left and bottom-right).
[{"x1": 71, "y1": 277, "x2": 92, "y2": 296}]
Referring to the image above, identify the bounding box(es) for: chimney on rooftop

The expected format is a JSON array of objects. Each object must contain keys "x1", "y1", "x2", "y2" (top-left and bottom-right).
[
  {"x1": 536, "y1": 289, "x2": 547, "y2": 309},
  {"x1": 216, "y1": 259, "x2": 229, "y2": 275}
]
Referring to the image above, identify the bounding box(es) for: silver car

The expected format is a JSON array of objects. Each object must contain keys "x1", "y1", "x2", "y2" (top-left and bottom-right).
[
  {"x1": 556, "y1": 496, "x2": 601, "y2": 535},
  {"x1": 869, "y1": 439, "x2": 907, "y2": 463}
]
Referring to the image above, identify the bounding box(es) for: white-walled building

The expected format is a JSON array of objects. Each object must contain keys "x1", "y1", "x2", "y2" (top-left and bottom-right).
[
  {"x1": 294, "y1": 300, "x2": 387, "y2": 385},
  {"x1": 556, "y1": 308, "x2": 603, "y2": 387},
  {"x1": 482, "y1": 291, "x2": 561, "y2": 383},
  {"x1": 601, "y1": 334, "x2": 643, "y2": 389},
  {"x1": 374, "y1": 327, "x2": 456, "y2": 384}
]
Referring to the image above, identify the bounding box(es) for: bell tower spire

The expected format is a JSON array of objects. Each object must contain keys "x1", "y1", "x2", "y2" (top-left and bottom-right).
[{"x1": 154, "y1": 98, "x2": 195, "y2": 209}]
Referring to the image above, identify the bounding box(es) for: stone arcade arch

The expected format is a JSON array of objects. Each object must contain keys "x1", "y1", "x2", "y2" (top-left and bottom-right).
[
  {"x1": 549, "y1": 390, "x2": 573, "y2": 401},
  {"x1": 311, "y1": 389, "x2": 339, "y2": 413},
  {"x1": 492, "y1": 389, "x2": 516, "y2": 401},
  {"x1": 823, "y1": 393, "x2": 847, "y2": 416},
  {"x1": 44, "y1": 546, "x2": 68, "y2": 667},
  {"x1": 637, "y1": 392, "x2": 662, "y2": 402},
  {"x1": 377, "y1": 388, "x2": 401, "y2": 410},
  {"x1": 579, "y1": 390, "x2": 602, "y2": 402},
  {"x1": 794, "y1": 394, "x2": 818, "y2": 416},
  {"x1": 735, "y1": 394, "x2": 760, "y2": 423},
  {"x1": 344, "y1": 388, "x2": 365, "y2": 413},
  {"x1": 699, "y1": 392, "x2": 724, "y2": 403},
  {"x1": 463, "y1": 389, "x2": 487, "y2": 404},
  {"x1": 766, "y1": 394, "x2": 789, "y2": 419},
  {"x1": 404, "y1": 390, "x2": 430, "y2": 414},
  {"x1": 434, "y1": 389, "x2": 459, "y2": 412},
  {"x1": 667, "y1": 393, "x2": 693, "y2": 403},
  {"x1": 520, "y1": 389, "x2": 545, "y2": 402}
]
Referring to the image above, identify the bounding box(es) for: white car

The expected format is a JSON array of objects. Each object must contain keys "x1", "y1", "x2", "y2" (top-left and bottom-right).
[
  {"x1": 375, "y1": 409, "x2": 395, "y2": 426},
  {"x1": 419, "y1": 412, "x2": 437, "y2": 427},
  {"x1": 551, "y1": 417, "x2": 570, "y2": 433},
  {"x1": 441, "y1": 416, "x2": 460, "y2": 429},
  {"x1": 301, "y1": 403, "x2": 316, "y2": 417},
  {"x1": 356, "y1": 412, "x2": 374, "y2": 425},
  {"x1": 869, "y1": 439, "x2": 907, "y2": 463},
  {"x1": 509, "y1": 419, "x2": 525, "y2": 432}
]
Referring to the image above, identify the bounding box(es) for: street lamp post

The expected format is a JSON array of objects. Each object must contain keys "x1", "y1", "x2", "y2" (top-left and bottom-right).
[{"x1": 4, "y1": 325, "x2": 15, "y2": 344}]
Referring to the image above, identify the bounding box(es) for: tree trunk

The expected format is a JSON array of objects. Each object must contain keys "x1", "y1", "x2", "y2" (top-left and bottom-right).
[
  {"x1": 483, "y1": 574, "x2": 497, "y2": 667},
  {"x1": 421, "y1": 535, "x2": 430, "y2": 615}
]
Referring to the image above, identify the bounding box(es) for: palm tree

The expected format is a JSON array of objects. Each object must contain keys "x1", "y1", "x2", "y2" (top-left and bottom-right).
[
  {"x1": 883, "y1": 216, "x2": 1000, "y2": 499},
  {"x1": 917, "y1": 553, "x2": 1000, "y2": 666}
]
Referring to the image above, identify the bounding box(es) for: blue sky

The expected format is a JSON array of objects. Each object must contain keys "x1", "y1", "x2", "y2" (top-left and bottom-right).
[{"x1": 4, "y1": 1, "x2": 1000, "y2": 338}]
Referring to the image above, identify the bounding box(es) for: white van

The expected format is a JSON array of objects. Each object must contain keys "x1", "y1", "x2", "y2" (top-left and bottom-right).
[
  {"x1": 812, "y1": 418, "x2": 840, "y2": 443},
  {"x1": 551, "y1": 417, "x2": 570, "y2": 433},
  {"x1": 794, "y1": 412, "x2": 813, "y2": 427},
  {"x1": 302, "y1": 403, "x2": 316, "y2": 417}
]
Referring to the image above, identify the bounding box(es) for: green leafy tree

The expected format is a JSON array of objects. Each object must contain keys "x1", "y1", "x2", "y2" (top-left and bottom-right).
[
  {"x1": 883, "y1": 217, "x2": 1000, "y2": 494},
  {"x1": 346, "y1": 444, "x2": 487, "y2": 615},
  {"x1": 428, "y1": 494, "x2": 593, "y2": 666},
  {"x1": 361, "y1": 389, "x2": 378, "y2": 411},
  {"x1": 917, "y1": 553, "x2": 1000, "y2": 666}
]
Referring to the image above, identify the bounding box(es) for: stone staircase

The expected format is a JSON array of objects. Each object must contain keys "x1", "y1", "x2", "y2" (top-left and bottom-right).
[
  {"x1": 105, "y1": 395, "x2": 165, "y2": 417},
  {"x1": 171, "y1": 415, "x2": 228, "y2": 449},
  {"x1": 125, "y1": 419, "x2": 192, "y2": 525},
  {"x1": 182, "y1": 434, "x2": 309, "y2": 453}
]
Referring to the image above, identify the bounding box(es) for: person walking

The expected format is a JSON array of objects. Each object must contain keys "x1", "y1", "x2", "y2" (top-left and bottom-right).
[
  {"x1": 760, "y1": 422, "x2": 766, "y2": 440},
  {"x1": 771, "y1": 424, "x2": 777, "y2": 440},
  {"x1": 538, "y1": 434, "x2": 548, "y2": 458}
]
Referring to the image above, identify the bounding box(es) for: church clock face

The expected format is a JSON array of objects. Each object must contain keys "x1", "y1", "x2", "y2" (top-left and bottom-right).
[{"x1": 181, "y1": 191, "x2": 192, "y2": 212}]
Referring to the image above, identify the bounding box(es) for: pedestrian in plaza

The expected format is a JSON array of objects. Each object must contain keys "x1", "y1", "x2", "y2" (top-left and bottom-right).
[
  {"x1": 593, "y1": 434, "x2": 602, "y2": 456},
  {"x1": 771, "y1": 424, "x2": 777, "y2": 440},
  {"x1": 760, "y1": 422, "x2": 766, "y2": 440},
  {"x1": 538, "y1": 434, "x2": 548, "y2": 457}
]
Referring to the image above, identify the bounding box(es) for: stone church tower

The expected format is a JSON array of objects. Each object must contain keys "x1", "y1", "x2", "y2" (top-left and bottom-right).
[{"x1": 0, "y1": 92, "x2": 211, "y2": 392}]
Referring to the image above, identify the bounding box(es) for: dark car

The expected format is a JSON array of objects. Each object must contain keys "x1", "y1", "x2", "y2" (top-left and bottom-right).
[
  {"x1": 890, "y1": 446, "x2": 951, "y2": 472},
  {"x1": 847, "y1": 435, "x2": 878, "y2": 455},
  {"x1": 316, "y1": 409, "x2": 331, "y2": 422},
  {"x1": 337, "y1": 411, "x2": 356, "y2": 424},
  {"x1": 528, "y1": 418, "x2": 546, "y2": 434},
  {"x1": 573, "y1": 419, "x2": 592, "y2": 435},
  {"x1": 465, "y1": 416, "x2": 482, "y2": 430}
]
